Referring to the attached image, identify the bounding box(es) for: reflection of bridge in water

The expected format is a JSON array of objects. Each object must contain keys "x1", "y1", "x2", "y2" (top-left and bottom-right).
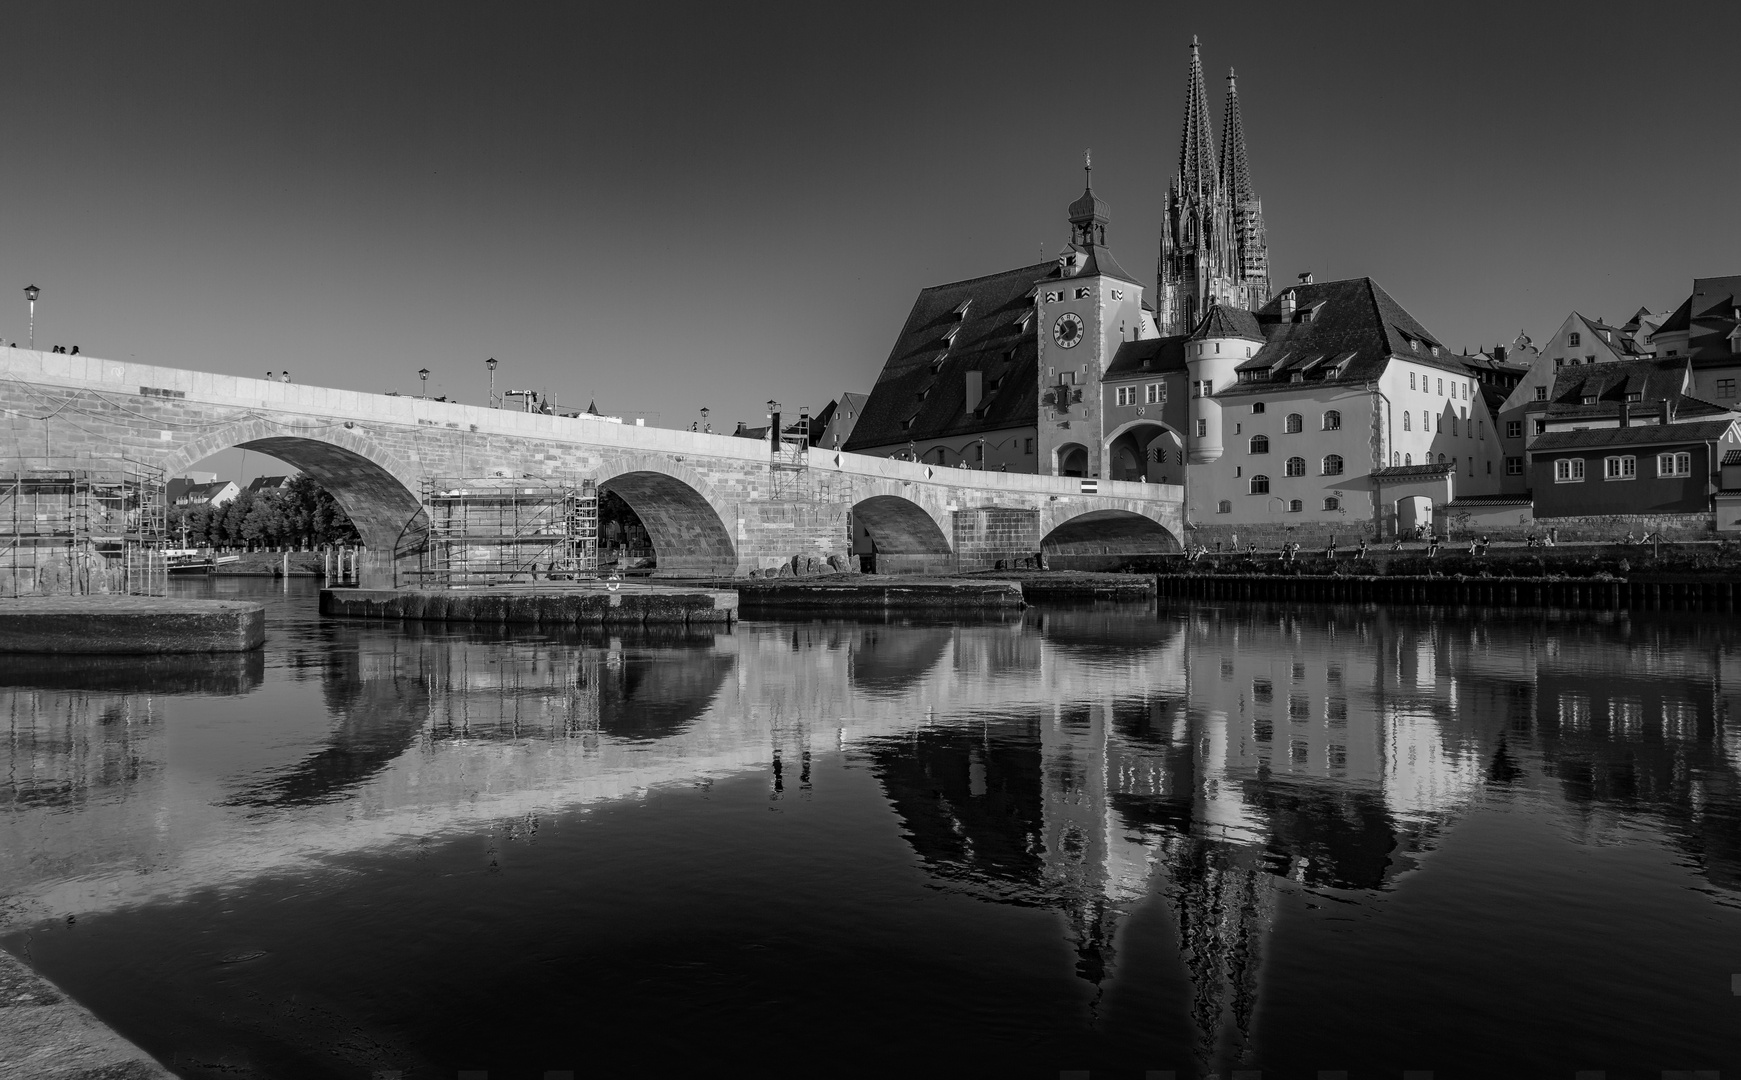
[
  {"x1": 3, "y1": 606, "x2": 1739, "y2": 1074},
  {"x1": 0, "y1": 348, "x2": 1182, "y2": 585}
]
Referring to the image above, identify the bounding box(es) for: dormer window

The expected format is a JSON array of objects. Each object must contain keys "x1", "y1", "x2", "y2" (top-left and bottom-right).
[
  {"x1": 953, "y1": 299, "x2": 972, "y2": 320},
  {"x1": 1581, "y1": 394, "x2": 1597, "y2": 405},
  {"x1": 1625, "y1": 392, "x2": 1641, "y2": 403}
]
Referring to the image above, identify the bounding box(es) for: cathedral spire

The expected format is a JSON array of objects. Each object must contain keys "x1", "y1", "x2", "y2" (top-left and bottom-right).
[
  {"x1": 1178, "y1": 36, "x2": 1217, "y2": 200},
  {"x1": 1219, "y1": 68, "x2": 1254, "y2": 205}
]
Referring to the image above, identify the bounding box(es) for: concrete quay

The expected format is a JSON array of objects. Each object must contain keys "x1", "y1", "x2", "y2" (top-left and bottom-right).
[
  {"x1": 0, "y1": 597, "x2": 266, "y2": 654},
  {"x1": 0, "y1": 946, "x2": 176, "y2": 1079},
  {"x1": 321, "y1": 584, "x2": 738, "y2": 625}
]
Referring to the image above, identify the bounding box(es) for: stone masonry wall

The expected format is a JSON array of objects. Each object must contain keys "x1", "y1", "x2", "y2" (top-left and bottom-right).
[
  {"x1": 952, "y1": 508, "x2": 1041, "y2": 572},
  {"x1": 0, "y1": 351, "x2": 1183, "y2": 584}
]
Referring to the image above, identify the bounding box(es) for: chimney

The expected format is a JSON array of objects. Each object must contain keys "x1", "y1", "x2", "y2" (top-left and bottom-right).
[
  {"x1": 1494, "y1": 344, "x2": 1508, "y2": 362},
  {"x1": 1280, "y1": 290, "x2": 1297, "y2": 318},
  {"x1": 1660, "y1": 398, "x2": 1673, "y2": 426},
  {"x1": 1298, "y1": 271, "x2": 1314, "y2": 285},
  {"x1": 1618, "y1": 401, "x2": 1630, "y2": 427},
  {"x1": 964, "y1": 370, "x2": 983, "y2": 413}
]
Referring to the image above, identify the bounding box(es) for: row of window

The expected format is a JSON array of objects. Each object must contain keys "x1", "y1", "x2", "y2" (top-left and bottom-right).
[
  {"x1": 1217, "y1": 496, "x2": 1342, "y2": 512},
  {"x1": 1228, "y1": 407, "x2": 1341, "y2": 431},
  {"x1": 1408, "y1": 372, "x2": 1472, "y2": 399},
  {"x1": 1113, "y1": 382, "x2": 1166, "y2": 407},
  {"x1": 1399, "y1": 410, "x2": 1480, "y2": 437},
  {"x1": 1554, "y1": 453, "x2": 1693, "y2": 483},
  {"x1": 1248, "y1": 432, "x2": 1348, "y2": 454},
  {"x1": 1240, "y1": 473, "x2": 1346, "y2": 496},
  {"x1": 1387, "y1": 452, "x2": 1489, "y2": 476},
  {"x1": 1238, "y1": 454, "x2": 1346, "y2": 475}
]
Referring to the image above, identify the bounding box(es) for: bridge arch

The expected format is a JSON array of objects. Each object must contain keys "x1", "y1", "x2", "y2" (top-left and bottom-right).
[
  {"x1": 163, "y1": 419, "x2": 427, "y2": 556},
  {"x1": 849, "y1": 493, "x2": 953, "y2": 575},
  {"x1": 593, "y1": 460, "x2": 737, "y2": 577},
  {"x1": 1040, "y1": 507, "x2": 1182, "y2": 571}
]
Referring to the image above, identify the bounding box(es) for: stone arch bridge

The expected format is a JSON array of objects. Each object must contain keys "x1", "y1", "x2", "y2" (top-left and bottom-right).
[{"x1": 0, "y1": 349, "x2": 1182, "y2": 588}]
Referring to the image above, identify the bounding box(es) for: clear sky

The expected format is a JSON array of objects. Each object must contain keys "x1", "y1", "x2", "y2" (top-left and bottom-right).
[{"x1": 4, "y1": 1, "x2": 1737, "y2": 481}]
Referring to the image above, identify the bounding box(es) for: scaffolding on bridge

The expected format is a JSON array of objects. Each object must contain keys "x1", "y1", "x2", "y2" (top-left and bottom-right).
[
  {"x1": 412, "y1": 477, "x2": 599, "y2": 588},
  {"x1": 0, "y1": 462, "x2": 168, "y2": 597}
]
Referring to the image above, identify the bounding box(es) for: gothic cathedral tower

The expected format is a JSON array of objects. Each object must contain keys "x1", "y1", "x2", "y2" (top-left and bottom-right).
[{"x1": 1156, "y1": 38, "x2": 1270, "y2": 336}]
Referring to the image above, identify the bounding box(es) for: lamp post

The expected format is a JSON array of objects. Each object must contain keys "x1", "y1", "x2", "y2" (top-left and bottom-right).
[
  {"x1": 418, "y1": 367, "x2": 430, "y2": 398},
  {"x1": 23, "y1": 285, "x2": 39, "y2": 350},
  {"x1": 699, "y1": 406, "x2": 710, "y2": 433},
  {"x1": 485, "y1": 357, "x2": 498, "y2": 407}
]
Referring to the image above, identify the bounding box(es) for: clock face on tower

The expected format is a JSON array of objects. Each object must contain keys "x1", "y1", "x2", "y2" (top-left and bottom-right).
[{"x1": 1052, "y1": 312, "x2": 1084, "y2": 349}]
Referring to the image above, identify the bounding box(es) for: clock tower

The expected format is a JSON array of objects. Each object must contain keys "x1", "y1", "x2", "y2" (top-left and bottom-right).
[{"x1": 1036, "y1": 157, "x2": 1150, "y2": 478}]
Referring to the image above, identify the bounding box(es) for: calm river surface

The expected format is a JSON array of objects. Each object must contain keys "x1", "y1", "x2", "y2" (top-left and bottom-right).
[{"x1": 3, "y1": 579, "x2": 1740, "y2": 1079}]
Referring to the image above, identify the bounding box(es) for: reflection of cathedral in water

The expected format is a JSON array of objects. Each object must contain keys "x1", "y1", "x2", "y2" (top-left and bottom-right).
[
  {"x1": 862, "y1": 606, "x2": 1741, "y2": 1074},
  {"x1": 4, "y1": 605, "x2": 1741, "y2": 1075}
]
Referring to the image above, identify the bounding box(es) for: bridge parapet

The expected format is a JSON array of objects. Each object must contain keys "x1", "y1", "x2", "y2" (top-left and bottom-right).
[{"x1": 1, "y1": 347, "x2": 1184, "y2": 579}]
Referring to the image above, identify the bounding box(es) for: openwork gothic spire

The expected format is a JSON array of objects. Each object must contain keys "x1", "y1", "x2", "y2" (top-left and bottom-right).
[
  {"x1": 1219, "y1": 69, "x2": 1253, "y2": 205},
  {"x1": 1157, "y1": 38, "x2": 1270, "y2": 336},
  {"x1": 1177, "y1": 36, "x2": 1218, "y2": 200}
]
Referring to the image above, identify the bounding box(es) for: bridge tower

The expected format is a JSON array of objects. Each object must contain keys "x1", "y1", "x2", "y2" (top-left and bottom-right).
[{"x1": 1036, "y1": 157, "x2": 1148, "y2": 479}]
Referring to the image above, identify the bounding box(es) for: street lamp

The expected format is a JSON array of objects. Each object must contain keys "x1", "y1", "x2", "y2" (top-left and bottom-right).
[
  {"x1": 23, "y1": 285, "x2": 39, "y2": 351},
  {"x1": 699, "y1": 406, "x2": 710, "y2": 433},
  {"x1": 485, "y1": 357, "x2": 498, "y2": 407},
  {"x1": 418, "y1": 367, "x2": 430, "y2": 397}
]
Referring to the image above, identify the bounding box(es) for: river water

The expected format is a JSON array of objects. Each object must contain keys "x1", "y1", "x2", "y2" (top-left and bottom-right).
[{"x1": 3, "y1": 579, "x2": 1739, "y2": 1079}]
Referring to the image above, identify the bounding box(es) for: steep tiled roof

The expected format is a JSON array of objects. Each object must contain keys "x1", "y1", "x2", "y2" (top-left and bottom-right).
[
  {"x1": 845, "y1": 261, "x2": 1054, "y2": 451},
  {"x1": 1529, "y1": 419, "x2": 1736, "y2": 452},
  {"x1": 1544, "y1": 357, "x2": 1706, "y2": 420},
  {"x1": 1654, "y1": 295, "x2": 1693, "y2": 335},
  {"x1": 1189, "y1": 304, "x2": 1262, "y2": 341},
  {"x1": 1218, "y1": 277, "x2": 1467, "y2": 396},
  {"x1": 1104, "y1": 336, "x2": 1186, "y2": 380},
  {"x1": 1724, "y1": 449, "x2": 1741, "y2": 466},
  {"x1": 1687, "y1": 274, "x2": 1741, "y2": 365},
  {"x1": 1447, "y1": 494, "x2": 1532, "y2": 506}
]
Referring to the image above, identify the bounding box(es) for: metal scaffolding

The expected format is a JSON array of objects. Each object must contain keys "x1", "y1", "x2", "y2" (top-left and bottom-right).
[
  {"x1": 413, "y1": 477, "x2": 599, "y2": 588},
  {"x1": 0, "y1": 463, "x2": 168, "y2": 596}
]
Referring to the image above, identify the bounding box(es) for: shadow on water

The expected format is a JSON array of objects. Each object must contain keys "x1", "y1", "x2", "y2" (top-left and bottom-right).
[{"x1": 0, "y1": 650, "x2": 266, "y2": 696}]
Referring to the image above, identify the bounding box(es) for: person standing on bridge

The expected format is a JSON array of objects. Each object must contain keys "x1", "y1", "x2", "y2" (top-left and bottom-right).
[{"x1": 281, "y1": 370, "x2": 291, "y2": 383}]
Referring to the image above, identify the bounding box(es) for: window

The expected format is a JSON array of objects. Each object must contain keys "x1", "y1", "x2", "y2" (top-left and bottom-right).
[
  {"x1": 1250, "y1": 435, "x2": 1270, "y2": 454},
  {"x1": 1568, "y1": 331, "x2": 1581, "y2": 347},
  {"x1": 1506, "y1": 456, "x2": 1523, "y2": 475},
  {"x1": 1534, "y1": 418, "x2": 1547, "y2": 435},
  {"x1": 1581, "y1": 395, "x2": 1597, "y2": 406},
  {"x1": 1451, "y1": 416, "x2": 1458, "y2": 437},
  {"x1": 1195, "y1": 419, "x2": 1207, "y2": 438},
  {"x1": 1392, "y1": 451, "x2": 1400, "y2": 465},
  {"x1": 1323, "y1": 410, "x2": 1341, "y2": 430},
  {"x1": 1657, "y1": 452, "x2": 1693, "y2": 477},
  {"x1": 1146, "y1": 382, "x2": 1165, "y2": 404},
  {"x1": 1288, "y1": 499, "x2": 1303, "y2": 512},
  {"x1": 1116, "y1": 385, "x2": 1138, "y2": 406},
  {"x1": 1409, "y1": 373, "x2": 1416, "y2": 390},
  {"x1": 1625, "y1": 391, "x2": 1642, "y2": 403},
  {"x1": 1404, "y1": 453, "x2": 1413, "y2": 465},
  {"x1": 975, "y1": 442, "x2": 984, "y2": 462},
  {"x1": 1555, "y1": 458, "x2": 1585, "y2": 483},
  {"x1": 1286, "y1": 456, "x2": 1306, "y2": 476},
  {"x1": 1285, "y1": 413, "x2": 1303, "y2": 433},
  {"x1": 1252, "y1": 402, "x2": 1266, "y2": 414},
  {"x1": 1424, "y1": 410, "x2": 1431, "y2": 431},
  {"x1": 1534, "y1": 386, "x2": 1547, "y2": 401},
  {"x1": 1604, "y1": 455, "x2": 1635, "y2": 480},
  {"x1": 1193, "y1": 379, "x2": 1212, "y2": 398},
  {"x1": 1217, "y1": 499, "x2": 1232, "y2": 513},
  {"x1": 1324, "y1": 496, "x2": 1340, "y2": 511},
  {"x1": 1718, "y1": 378, "x2": 1737, "y2": 399},
  {"x1": 1322, "y1": 454, "x2": 1344, "y2": 475},
  {"x1": 1024, "y1": 437, "x2": 1034, "y2": 454},
  {"x1": 1403, "y1": 412, "x2": 1412, "y2": 431},
  {"x1": 1249, "y1": 474, "x2": 1270, "y2": 494},
  {"x1": 1437, "y1": 378, "x2": 1444, "y2": 395},
  {"x1": 1506, "y1": 420, "x2": 1522, "y2": 439},
  {"x1": 1438, "y1": 454, "x2": 1446, "y2": 464}
]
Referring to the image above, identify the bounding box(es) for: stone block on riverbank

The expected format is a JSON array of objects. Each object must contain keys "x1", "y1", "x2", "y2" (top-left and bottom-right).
[
  {"x1": 321, "y1": 585, "x2": 738, "y2": 625},
  {"x1": 0, "y1": 597, "x2": 266, "y2": 654},
  {"x1": 737, "y1": 577, "x2": 1026, "y2": 610},
  {"x1": 0, "y1": 946, "x2": 177, "y2": 1078}
]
